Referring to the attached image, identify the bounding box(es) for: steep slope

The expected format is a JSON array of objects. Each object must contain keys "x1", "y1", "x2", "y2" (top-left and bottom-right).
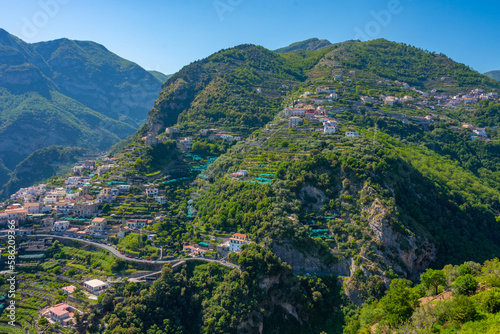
[
  {"x1": 148, "y1": 70, "x2": 172, "y2": 83},
  {"x1": 275, "y1": 38, "x2": 332, "y2": 53},
  {"x1": 485, "y1": 70, "x2": 500, "y2": 81},
  {"x1": 0, "y1": 29, "x2": 165, "y2": 195},
  {"x1": 147, "y1": 44, "x2": 311, "y2": 134},
  {"x1": 320, "y1": 39, "x2": 500, "y2": 92},
  {"x1": 141, "y1": 38, "x2": 500, "y2": 302},
  {"x1": 32, "y1": 38, "x2": 161, "y2": 122},
  {"x1": 1, "y1": 146, "x2": 90, "y2": 196}
]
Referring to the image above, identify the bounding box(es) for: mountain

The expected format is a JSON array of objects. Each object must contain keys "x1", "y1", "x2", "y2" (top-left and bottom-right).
[
  {"x1": 11, "y1": 38, "x2": 500, "y2": 333},
  {"x1": 144, "y1": 37, "x2": 500, "y2": 290},
  {"x1": 147, "y1": 44, "x2": 312, "y2": 134},
  {"x1": 275, "y1": 37, "x2": 332, "y2": 53},
  {"x1": 485, "y1": 70, "x2": 500, "y2": 81},
  {"x1": 1, "y1": 146, "x2": 90, "y2": 196},
  {"x1": 0, "y1": 28, "x2": 165, "y2": 195},
  {"x1": 148, "y1": 70, "x2": 173, "y2": 83}
]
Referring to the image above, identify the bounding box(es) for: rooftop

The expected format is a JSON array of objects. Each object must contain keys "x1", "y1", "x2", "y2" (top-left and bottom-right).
[{"x1": 84, "y1": 279, "x2": 107, "y2": 288}]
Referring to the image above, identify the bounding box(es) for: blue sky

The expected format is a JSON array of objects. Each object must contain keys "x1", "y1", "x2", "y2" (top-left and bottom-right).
[{"x1": 0, "y1": 0, "x2": 498, "y2": 75}]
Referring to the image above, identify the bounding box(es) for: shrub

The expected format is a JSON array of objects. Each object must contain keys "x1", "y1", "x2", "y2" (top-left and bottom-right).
[
  {"x1": 453, "y1": 274, "x2": 478, "y2": 296},
  {"x1": 480, "y1": 288, "x2": 500, "y2": 313}
]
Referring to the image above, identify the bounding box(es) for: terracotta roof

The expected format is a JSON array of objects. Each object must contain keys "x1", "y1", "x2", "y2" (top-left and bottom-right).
[
  {"x1": 233, "y1": 233, "x2": 247, "y2": 239},
  {"x1": 48, "y1": 303, "x2": 71, "y2": 317}
]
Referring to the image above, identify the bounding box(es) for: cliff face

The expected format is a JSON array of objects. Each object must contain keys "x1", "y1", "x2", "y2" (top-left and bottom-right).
[{"x1": 273, "y1": 243, "x2": 351, "y2": 276}]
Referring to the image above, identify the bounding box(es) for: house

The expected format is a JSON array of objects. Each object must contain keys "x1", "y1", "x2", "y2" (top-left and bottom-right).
[
  {"x1": 44, "y1": 194, "x2": 59, "y2": 205},
  {"x1": 44, "y1": 303, "x2": 76, "y2": 325},
  {"x1": 289, "y1": 117, "x2": 303, "y2": 128},
  {"x1": 55, "y1": 202, "x2": 74, "y2": 214},
  {"x1": 165, "y1": 127, "x2": 180, "y2": 135},
  {"x1": 97, "y1": 164, "x2": 114, "y2": 176},
  {"x1": 144, "y1": 131, "x2": 160, "y2": 146},
  {"x1": 229, "y1": 233, "x2": 249, "y2": 252},
  {"x1": 65, "y1": 227, "x2": 81, "y2": 237},
  {"x1": 154, "y1": 196, "x2": 167, "y2": 205},
  {"x1": 23, "y1": 202, "x2": 41, "y2": 214},
  {"x1": 179, "y1": 137, "x2": 193, "y2": 151},
  {"x1": 97, "y1": 187, "x2": 116, "y2": 203},
  {"x1": 283, "y1": 107, "x2": 306, "y2": 116},
  {"x1": 61, "y1": 285, "x2": 77, "y2": 294},
  {"x1": 117, "y1": 184, "x2": 131, "y2": 192},
  {"x1": 127, "y1": 219, "x2": 152, "y2": 229},
  {"x1": 146, "y1": 187, "x2": 159, "y2": 197},
  {"x1": 52, "y1": 220, "x2": 70, "y2": 232},
  {"x1": 345, "y1": 132, "x2": 361, "y2": 137},
  {"x1": 384, "y1": 96, "x2": 398, "y2": 105},
  {"x1": 183, "y1": 244, "x2": 208, "y2": 255},
  {"x1": 473, "y1": 128, "x2": 487, "y2": 137},
  {"x1": 324, "y1": 125, "x2": 336, "y2": 134},
  {"x1": 327, "y1": 93, "x2": 338, "y2": 99},
  {"x1": 360, "y1": 96, "x2": 377, "y2": 103},
  {"x1": 233, "y1": 170, "x2": 249, "y2": 177},
  {"x1": 83, "y1": 279, "x2": 107, "y2": 295},
  {"x1": 73, "y1": 201, "x2": 99, "y2": 217},
  {"x1": 1, "y1": 209, "x2": 28, "y2": 222},
  {"x1": 89, "y1": 217, "x2": 107, "y2": 234}
]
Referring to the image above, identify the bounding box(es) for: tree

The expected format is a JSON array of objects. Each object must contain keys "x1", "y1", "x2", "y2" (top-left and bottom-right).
[
  {"x1": 102, "y1": 203, "x2": 111, "y2": 213},
  {"x1": 482, "y1": 258, "x2": 500, "y2": 287},
  {"x1": 420, "y1": 268, "x2": 446, "y2": 295},
  {"x1": 449, "y1": 295, "x2": 478, "y2": 323},
  {"x1": 379, "y1": 279, "x2": 419, "y2": 327},
  {"x1": 38, "y1": 317, "x2": 48, "y2": 326},
  {"x1": 481, "y1": 288, "x2": 500, "y2": 313},
  {"x1": 453, "y1": 274, "x2": 478, "y2": 295}
]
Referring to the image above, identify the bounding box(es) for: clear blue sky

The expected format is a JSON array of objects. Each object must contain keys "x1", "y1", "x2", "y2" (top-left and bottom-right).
[{"x1": 0, "y1": 0, "x2": 498, "y2": 75}]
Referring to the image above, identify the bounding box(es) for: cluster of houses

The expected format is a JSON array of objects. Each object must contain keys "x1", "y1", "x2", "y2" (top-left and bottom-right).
[
  {"x1": 183, "y1": 233, "x2": 250, "y2": 257},
  {"x1": 434, "y1": 89, "x2": 498, "y2": 108},
  {"x1": 166, "y1": 127, "x2": 243, "y2": 152},
  {"x1": 39, "y1": 279, "x2": 108, "y2": 327},
  {"x1": 283, "y1": 105, "x2": 342, "y2": 134}
]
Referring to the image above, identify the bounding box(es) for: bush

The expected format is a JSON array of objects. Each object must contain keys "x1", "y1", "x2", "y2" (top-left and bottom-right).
[
  {"x1": 480, "y1": 288, "x2": 500, "y2": 313},
  {"x1": 453, "y1": 274, "x2": 478, "y2": 296},
  {"x1": 449, "y1": 295, "x2": 478, "y2": 323}
]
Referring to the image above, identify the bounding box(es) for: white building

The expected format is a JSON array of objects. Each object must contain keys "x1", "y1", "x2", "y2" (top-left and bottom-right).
[
  {"x1": 127, "y1": 219, "x2": 152, "y2": 230},
  {"x1": 83, "y1": 279, "x2": 107, "y2": 295},
  {"x1": 289, "y1": 117, "x2": 303, "y2": 128},
  {"x1": 155, "y1": 196, "x2": 167, "y2": 205},
  {"x1": 229, "y1": 233, "x2": 249, "y2": 252},
  {"x1": 346, "y1": 132, "x2": 361, "y2": 137},
  {"x1": 146, "y1": 187, "x2": 159, "y2": 197},
  {"x1": 53, "y1": 220, "x2": 70, "y2": 232}
]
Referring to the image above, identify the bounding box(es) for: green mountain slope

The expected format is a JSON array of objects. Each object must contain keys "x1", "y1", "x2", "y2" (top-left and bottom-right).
[
  {"x1": 485, "y1": 70, "x2": 500, "y2": 81},
  {"x1": 0, "y1": 28, "x2": 165, "y2": 195},
  {"x1": 15, "y1": 38, "x2": 500, "y2": 333},
  {"x1": 148, "y1": 70, "x2": 172, "y2": 83},
  {"x1": 1, "y1": 145, "x2": 90, "y2": 196},
  {"x1": 275, "y1": 37, "x2": 332, "y2": 53},
  {"x1": 147, "y1": 44, "x2": 333, "y2": 134}
]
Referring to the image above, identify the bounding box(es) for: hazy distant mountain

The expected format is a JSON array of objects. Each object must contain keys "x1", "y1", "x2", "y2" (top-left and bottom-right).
[
  {"x1": 148, "y1": 70, "x2": 173, "y2": 83},
  {"x1": 0, "y1": 28, "x2": 165, "y2": 195},
  {"x1": 274, "y1": 38, "x2": 332, "y2": 53},
  {"x1": 484, "y1": 70, "x2": 500, "y2": 81}
]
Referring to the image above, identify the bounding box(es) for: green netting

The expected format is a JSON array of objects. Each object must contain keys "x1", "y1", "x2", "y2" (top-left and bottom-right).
[
  {"x1": 198, "y1": 242, "x2": 209, "y2": 247},
  {"x1": 108, "y1": 181, "x2": 127, "y2": 185},
  {"x1": 19, "y1": 254, "x2": 45, "y2": 259},
  {"x1": 163, "y1": 177, "x2": 192, "y2": 184}
]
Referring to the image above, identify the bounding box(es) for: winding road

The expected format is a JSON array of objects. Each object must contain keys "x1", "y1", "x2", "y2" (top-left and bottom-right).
[{"x1": 27, "y1": 234, "x2": 240, "y2": 271}]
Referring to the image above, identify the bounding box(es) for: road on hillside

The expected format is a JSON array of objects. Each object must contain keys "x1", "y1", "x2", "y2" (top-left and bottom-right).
[{"x1": 28, "y1": 234, "x2": 240, "y2": 270}]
